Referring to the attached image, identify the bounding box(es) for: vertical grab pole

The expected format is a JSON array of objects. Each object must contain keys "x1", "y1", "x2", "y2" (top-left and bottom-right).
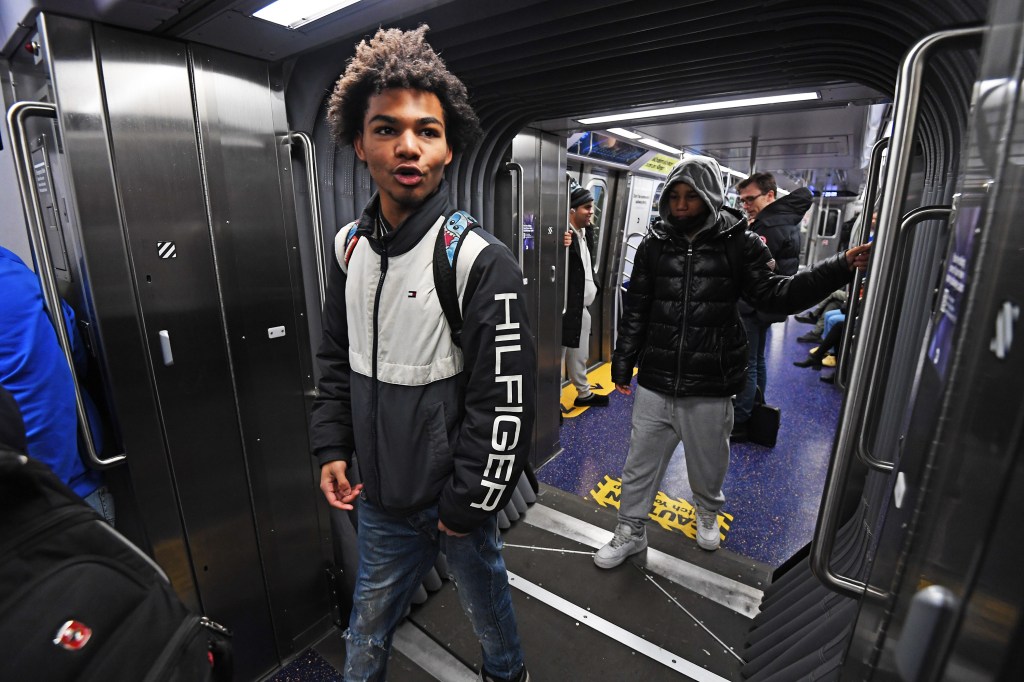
[
  {"x1": 563, "y1": 178, "x2": 572, "y2": 315},
  {"x1": 7, "y1": 100, "x2": 126, "y2": 468},
  {"x1": 505, "y1": 162, "x2": 526, "y2": 284},
  {"x1": 288, "y1": 132, "x2": 326, "y2": 309},
  {"x1": 810, "y1": 26, "x2": 984, "y2": 597},
  {"x1": 837, "y1": 136, "x2": 889, "y2": 390}
]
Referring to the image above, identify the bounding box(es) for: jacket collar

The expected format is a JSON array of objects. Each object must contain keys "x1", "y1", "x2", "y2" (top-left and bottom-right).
[
  {"x1": 651, "y1": 205, "x2": 746, "y2": 245},
  {"x1": 355, "y1": 180, "x2": 454, "y2": 256}
]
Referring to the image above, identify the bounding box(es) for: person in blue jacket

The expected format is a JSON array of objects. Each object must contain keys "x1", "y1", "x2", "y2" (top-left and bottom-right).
[
  {"x1": 309, "y1": 26, "x2": 534, "y2": 682},
  {"x1": 0, "y1": 245, "x2": 114, "y2": 524}
]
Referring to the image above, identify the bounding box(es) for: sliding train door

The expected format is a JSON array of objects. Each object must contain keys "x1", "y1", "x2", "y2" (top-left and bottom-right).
[{"x1": 3, "y1": 15, "x2": 330, "y2": 679}]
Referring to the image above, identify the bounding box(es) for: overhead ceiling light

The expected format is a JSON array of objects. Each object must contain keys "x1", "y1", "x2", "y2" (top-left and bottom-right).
[
  {"x1": 606, "y1": 127, "x2": 642, "y2": 139},
  {"x1": 579, "y1": 92, "x2": 821, "y2": 125},
  {"x1": 638, "y1": 138, "x2": 682, "y2": 154},
  {"x1": 253, "y1": 0, "x2": 362, "y2": 29}
]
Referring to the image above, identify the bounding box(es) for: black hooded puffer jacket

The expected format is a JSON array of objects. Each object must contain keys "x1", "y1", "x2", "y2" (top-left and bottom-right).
[{"x1": 612, "y1": 157, "x2": 854, "y2": 397}]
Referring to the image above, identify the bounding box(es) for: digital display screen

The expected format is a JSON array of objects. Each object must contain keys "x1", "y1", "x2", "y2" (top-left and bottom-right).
[{"x1": 569, "y1": 132, "x2": 648, "y2": 166}]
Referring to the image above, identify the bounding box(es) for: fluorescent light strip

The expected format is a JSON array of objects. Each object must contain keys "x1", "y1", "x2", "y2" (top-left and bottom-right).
[
  {"x1": 638, "y1": 137, "x2": 682, "y2": 154},
  {"x1": 253, "y1": 0, "x2": 361, "y2": 29},
  {"x1": 579, "y1": 91, "x2": 820, "y2": 125},
  {"x1": 606, "y1": 127, "x2": 642, "y2": 139}
]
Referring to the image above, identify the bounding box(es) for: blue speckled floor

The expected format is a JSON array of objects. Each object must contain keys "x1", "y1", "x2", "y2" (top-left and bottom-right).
[
  {"x1": 539, "y1": 315, "x2": 843, "y2": 567},
  {"x1": 268, "y1": 649, "x2": 341, "y2": 682}
]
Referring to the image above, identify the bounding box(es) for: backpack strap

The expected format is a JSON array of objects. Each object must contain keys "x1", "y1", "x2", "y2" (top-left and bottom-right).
[
  {"x1": 433, "y1": 210, "x2": 480, "y2": 348},
  {"x1": 334, "y1": 221, "x2": 361, "y2": 274}
]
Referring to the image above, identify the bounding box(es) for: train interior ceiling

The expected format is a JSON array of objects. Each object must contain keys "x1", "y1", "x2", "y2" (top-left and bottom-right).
[{"x1": 5, "y1": 0, "x2": 1024, "y2": 681}]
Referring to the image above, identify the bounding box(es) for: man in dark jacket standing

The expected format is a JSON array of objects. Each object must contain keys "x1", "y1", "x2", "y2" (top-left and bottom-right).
[
  {"x1": 561, "y1": 177, "x2": 608, "y2": 408},
  {"x1": 594, "y1": 156, "x2": 869, "y2": 565},
  {"x1": 309, "y1": 26, "x2": 534, "y2": 682},
  {"x1": 732, "y1": 174, "x2": 812, "y2": 439}
]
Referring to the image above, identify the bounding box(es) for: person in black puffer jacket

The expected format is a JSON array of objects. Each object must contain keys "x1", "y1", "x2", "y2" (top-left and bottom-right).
[
  {"x1": 733, "y1": 174, "x2": 812, "y2": 436},
  {"x1": 594, "y1": 156, "x2": 871, "y2": 565}
]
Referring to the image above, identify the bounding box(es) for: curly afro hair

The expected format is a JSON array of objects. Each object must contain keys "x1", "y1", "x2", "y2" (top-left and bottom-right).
[{"x1": 327, "y1": 25, "x2": 482, "y2": 154}]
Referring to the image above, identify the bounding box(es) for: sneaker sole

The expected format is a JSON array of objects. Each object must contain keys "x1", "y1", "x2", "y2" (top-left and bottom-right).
[
  {"x1": 696, "y1": 535, "x2": 720, "y2": 551},
  {"x1": 593, "y1": 540, "x2": 648, "y2": 569}
]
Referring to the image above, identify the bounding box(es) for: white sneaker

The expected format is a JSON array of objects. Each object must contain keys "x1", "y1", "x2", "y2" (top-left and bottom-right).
[
  {"x1": 594, "y1": 522, "x2": 648, "y2": 569},
  {"x1": 695, "y1": 507, "x2": 721, "y2": 551}
]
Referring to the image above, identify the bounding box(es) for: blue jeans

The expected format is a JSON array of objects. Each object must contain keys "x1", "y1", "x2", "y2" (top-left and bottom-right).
[
  {"x1": 344, "y1": 498, "x2": 524, "y2": 682},
  {"x1": 823, "y1": 309, "x2": 846, "y2": 339},
  {"x1": 83, "y1": 485, "x2": 116, "y2": 525},
  {"x1": 735, "y1": 316, "x2": 768, "y2": 423}
]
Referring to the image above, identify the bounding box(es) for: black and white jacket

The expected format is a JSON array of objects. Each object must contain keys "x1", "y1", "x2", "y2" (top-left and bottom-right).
[{"x1": 310, "y1": 183, "x2": 536, "y2": 533}]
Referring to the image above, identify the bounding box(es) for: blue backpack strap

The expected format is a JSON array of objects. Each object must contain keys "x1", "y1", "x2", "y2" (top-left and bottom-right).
[
  {"x1": 334, "y1": 221, "x2": 361, "y2": 274},
  {"x1": 433, "y1": 210, "x2": 479, "y2": 348}
]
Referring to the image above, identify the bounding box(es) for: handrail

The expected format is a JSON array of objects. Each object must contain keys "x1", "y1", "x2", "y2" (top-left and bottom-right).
[
  {"x1": 505, "y1": 162, "x2": 526, "y2": 284},
  {"x1": 855, "y1": 205, "x2": 952, "y2": 471},
  {"x1": 837, "y1": 136, "x2": 889, "y2": 390},
  {"x1": 287, "y1": 132, "x2": 326, "y2": 309},
  {"x1": 6, "y1": 100, "x2": 126, "y2": 468},
  {"x1": 562, "y1": 180, "x2": 572, "y2": 315},
  {"x1": 811, "y1": 26, "x2": 984, "y2": 598}
]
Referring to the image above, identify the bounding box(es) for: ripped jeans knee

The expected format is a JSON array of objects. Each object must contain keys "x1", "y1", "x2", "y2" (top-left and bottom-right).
[{"x1": 342, "y1": 629, "x2": 389, "y2": 682}]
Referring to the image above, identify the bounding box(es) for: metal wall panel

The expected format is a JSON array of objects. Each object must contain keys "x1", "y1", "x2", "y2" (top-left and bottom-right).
[
  {"x1": 93, "y1": 24, "x2": 276, "y2": 677},
  {"x1": 512, "y1": 130, "x2": 565, "y2": 467},
  {"x1": 190, "y1": 44, "x2": 330, "y2": 655},
  {"x1": 39, "y1": 14, "x2": 199, "y2": 605}
]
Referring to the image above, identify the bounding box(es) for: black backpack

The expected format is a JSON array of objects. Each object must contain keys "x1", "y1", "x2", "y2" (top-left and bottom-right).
[{"x1": 0, "y1": 448, "x2": 232, "y2": 682}]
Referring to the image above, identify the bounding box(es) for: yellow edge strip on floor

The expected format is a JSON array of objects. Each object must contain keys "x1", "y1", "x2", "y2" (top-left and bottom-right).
[{"x1": 561, "y1": 363, "x2": 635, "y2": 418}]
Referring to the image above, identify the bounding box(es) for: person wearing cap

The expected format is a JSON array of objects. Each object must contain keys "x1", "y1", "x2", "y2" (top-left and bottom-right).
[
  {"x1": 594, "y1": 156, "x2": 871, "y2": 565},
  {"x1": 561, "y1": 177, "x2": 608, "y2": 408}
]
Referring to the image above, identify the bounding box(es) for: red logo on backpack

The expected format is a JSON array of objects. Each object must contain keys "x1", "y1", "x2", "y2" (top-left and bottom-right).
[{"x1": 53, "y1": 620, "x2": 92, "y2": 651}]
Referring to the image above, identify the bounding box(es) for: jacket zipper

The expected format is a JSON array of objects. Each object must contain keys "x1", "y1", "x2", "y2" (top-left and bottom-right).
[
  {"x1": 370, "y1": 240, "x2": 388, "y2": 507},
  {"x1": 673, "y1": 243, "x2": 694, "y2": 395}
]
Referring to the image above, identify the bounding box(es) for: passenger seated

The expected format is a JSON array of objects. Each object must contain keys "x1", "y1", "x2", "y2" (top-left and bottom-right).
[
  {"x1": 793, "y1": 314, "x2": 846, "y2": 371},
  {"x1": 794, "y1": 287, "x2": 848, "y2": 343}
]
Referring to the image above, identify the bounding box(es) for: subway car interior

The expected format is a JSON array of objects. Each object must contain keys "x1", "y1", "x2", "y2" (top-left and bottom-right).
[{"x1": 1, "y1": 0, "x2": 1023, "y2": 680}]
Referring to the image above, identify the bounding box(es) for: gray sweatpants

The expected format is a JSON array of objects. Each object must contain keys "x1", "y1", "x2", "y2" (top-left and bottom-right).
[
  {"x1": 562, "y1": 308, "x2": 593, "y2": 399},
  {"x1": 618, "y1": 386, "x2": 732, "y2": 531}
]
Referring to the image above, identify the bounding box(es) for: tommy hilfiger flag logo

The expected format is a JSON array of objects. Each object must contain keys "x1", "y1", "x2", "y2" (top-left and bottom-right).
[
  {"x1": 157, "y1": 241, "x2": 177, "y2": 259},
  {"x1": 408, "y1": 291, "x2": 417, "y2": 298}
]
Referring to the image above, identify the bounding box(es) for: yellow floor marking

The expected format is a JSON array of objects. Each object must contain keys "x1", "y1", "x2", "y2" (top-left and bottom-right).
[
  {"x1": 560, "y1": 363, "x2": 633, "y2": 418},
  {"x1": 589, "y1": 475, "x2": 734, "y2": 542}
]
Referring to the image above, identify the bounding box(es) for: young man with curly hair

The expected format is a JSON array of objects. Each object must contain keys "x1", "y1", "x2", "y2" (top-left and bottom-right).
[{"x1": 309, "y1": 25, "x2": 534, "y2": 682}]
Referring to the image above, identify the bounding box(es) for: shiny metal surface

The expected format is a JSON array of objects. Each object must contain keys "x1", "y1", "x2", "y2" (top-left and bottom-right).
[
  {"x1": 191, "y1": 42, "x2": 330, "y2": 659},
  {"x1": 837, "y1": 136, "x2": 889, "y2": 390},
  {"x1": 812, "y1": 27, "x2": 984, "y2": 599},
  {"x1": 505, "y1": 161, "x2": 526, "y2": 281},
  {"x1": 6, "y1": 100, "x2": 124, "y2": 468},
  {"x1": 39, "y1": 14, "x2": 199, "y2": 607},
  {"x1": 288, "y1": 131, "x2": 326, "y2": 310},
  {"x1": 513, "y1": 130, "x2": 565, "y2": 467},
  {"x1": 854, "y1": 205, "x2": 952, "y2": 472},
  {"x1": 93, "y1": 25, "x2": 278, "y2": 676}
]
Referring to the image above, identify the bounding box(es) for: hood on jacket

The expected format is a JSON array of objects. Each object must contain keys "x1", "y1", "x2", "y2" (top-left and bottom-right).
[
  {"x1": 659, "y1": 155, "x2": 725, "y2": 222},
  {"x1": 752, "y1": 186, "x2": 813, "y2": 227}
]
